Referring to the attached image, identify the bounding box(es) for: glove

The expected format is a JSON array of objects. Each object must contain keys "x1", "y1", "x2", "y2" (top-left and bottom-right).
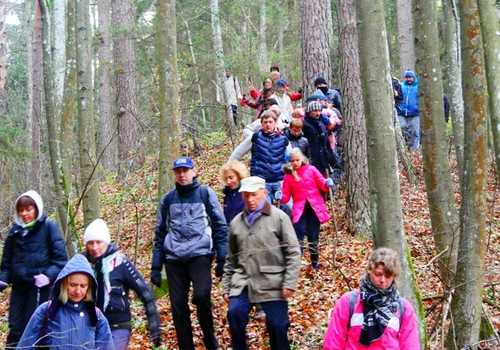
[
  {"x1": 297, "y1": 87, "x2": 303, "y2": 94},
  {"x1": 0, "y1": 280, "x2": 8, "y2": 291},
  {"x1": 215, "y1": 260, "x2": 225, "y2": 278},
  {"x1": 152, "y1": 336, "x2": 162, "y2": 348},
  {"x1": 34, "y1": 274, "x2": 50, "y2": 288},
  {"x1": 284, "y1": 153, "x2": 290, "y2": 163},
  {"x1": 326, "y1": 178, "x2": 334, "y2": 187},
  {"x1": 151, "y1": 269, "x2": 162, "y2": 287},
  {"x1": 274, "y1": 191, "x2": 283, "y2": 200}
]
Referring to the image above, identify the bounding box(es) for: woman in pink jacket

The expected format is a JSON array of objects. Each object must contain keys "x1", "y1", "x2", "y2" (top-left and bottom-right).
[
  {"x1": 279, "y1": 148, "x2": 333, "y2": 269},
  {"x1": 323, "y1": 248, "x2": 420, "y2": 350}
]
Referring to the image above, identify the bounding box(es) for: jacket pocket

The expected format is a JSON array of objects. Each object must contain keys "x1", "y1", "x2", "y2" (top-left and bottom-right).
[{"x1": 108, "y1": 286, "x2": 127, "y2": 311}]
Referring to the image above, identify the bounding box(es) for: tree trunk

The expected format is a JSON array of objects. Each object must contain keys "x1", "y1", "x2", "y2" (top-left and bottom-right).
[
  {"x1": 156, "y1": 0, "x2": 180, "y2": 198},
  {"x1": 413, "y1": 0, "x2": 459, "y2": 288},
  {"x1": 112, "y1": 0, "x2": 142, "y2": 176},
  {"x1": 257, "y1": 0, "x2": 267, "y2": 75},
  {"x1": 356, "y1": 1, "x2": 426, "y2": 347},
  {"x1": 396, "y1": 0, "x2": 415, "y2": 75},
  {"x1": 51, "y1": 0, "x2": 65, "y2": 116},
  {"x1": 447, "y1": 1, "x2": 489, "y2": 348},
  {"x1": 97, "y1": 0, "x2": 116, "y2": 171},
  {"x1": 76, "y1": 0, "x2": 100, "y2": 224},
  {"x1": 478, "y1": 0, "x2": 500, "y2": 178},
  {"x1": 442, "y1": 0, "x2": 465, "y2": 181},
  {"x1": 31, "y1": 0, "x2": 43, "y2": 189},
  {"x1": 338, "y1": 0, "x2": 371, "y2": 236},
  {"x1": 300, "y1": 0, "x2": 332, "y2": 97}
]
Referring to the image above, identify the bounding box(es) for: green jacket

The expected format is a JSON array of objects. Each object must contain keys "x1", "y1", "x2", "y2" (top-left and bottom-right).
[{"x1": 221, "y1": 201, "x2": 301, "y2": 303}]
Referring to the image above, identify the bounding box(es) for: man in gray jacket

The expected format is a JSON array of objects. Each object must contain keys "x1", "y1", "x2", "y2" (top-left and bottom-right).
[{"x1": 221, "y1": 176, "x2": 301, "y2": 350}]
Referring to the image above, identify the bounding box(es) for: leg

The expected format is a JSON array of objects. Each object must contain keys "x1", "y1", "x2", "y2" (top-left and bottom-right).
[
  {"x1": 304, "y1": 203, "x2": 321, "y2": 266},
  {"x1": 189, "y1": 255, "x2": 219, "y2": 350},
  {"x1": 231, "y1": 105, "x2": 239, "y2": 126},
  {"x1": 265, "y1": 182, "x2": 279, "y2": 204},
  {"x1": 166, "y1": 261, "x2": 195, "y2": 350},
  {"x1": 111, "y1": 329, "x2": 131, "y2": 350},
  {"x1": 294, "y1": 214, "x2": 307, "y2": 255},
  {"x1": 260, "y1": 300, "x2": 291, "y2": 350},
  {"x1": 227, "y1": 289, "x2": 253, "y2": 350}
]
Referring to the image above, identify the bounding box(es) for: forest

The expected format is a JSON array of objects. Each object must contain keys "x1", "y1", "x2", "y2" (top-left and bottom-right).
[{"x1": 0, "y1": 0, "x2": 499, "y2": 349}]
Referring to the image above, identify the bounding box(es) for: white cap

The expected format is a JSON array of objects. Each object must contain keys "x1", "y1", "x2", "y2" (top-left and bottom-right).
[
  {"x1": 239, "y1": 176, "x2": 266, "y2": 193},
  {"x1": 83, "y1": 219, "x2": 111, "y2": 244}
]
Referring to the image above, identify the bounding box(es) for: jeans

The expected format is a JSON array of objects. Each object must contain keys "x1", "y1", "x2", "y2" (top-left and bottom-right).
[
  {"x1": 398, "y1": 114, "x2": 420, "y2": 151},
  {"x1": 294, "y1": 201, "x2": 320, "y2": 264},
  {"x1": 231, "y1": 104, "x2": 238, "y2": 126},
  {"x1": 266, "y1": 181, "x2": 292, "y2": 217},
  {"x1": 111, "y1": 329, "x2": 131, "y2": 350},
  {"x1": 165, "y1": 255, "x2": 219, "y2": 350},
  {"x1": 227, "y1": 288, "x2": 291, "y2": 350}
]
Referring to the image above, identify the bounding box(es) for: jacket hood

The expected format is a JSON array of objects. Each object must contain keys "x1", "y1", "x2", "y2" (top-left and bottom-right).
[
  {"x1": 14, "y1": 190, "x2": 44, "y2": 226},
  {"x1": 48, "y1": 254, "x2": 99, "y2": 326}
]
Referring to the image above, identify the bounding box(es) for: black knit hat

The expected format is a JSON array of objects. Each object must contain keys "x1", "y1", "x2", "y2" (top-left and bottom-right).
[{"x1": 314, "y1": 76, "x2": 328, "y2": 86}]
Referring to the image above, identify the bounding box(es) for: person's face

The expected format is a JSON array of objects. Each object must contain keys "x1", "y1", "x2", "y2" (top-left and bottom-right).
[
  {"x1": 316, "y1": 83, "x2": 327, "y2": 89},
  {"x1": 224, "y1": 170, "x2": 240, "y2": 190},
  {"x1": 86, "y1": 240, "x2": 109, "y2": 258},
  {"x1": 289, "y1": 127, "x2": 302, "y2": 137},
  {"x1": 67, "y1": 273, "x2": 90, "y2": 302},
  {"x1": 369, "y1": 264, "x2": 395, "y2": 290},
  {"x1": 405, "y1": 76, "x2": 414, "y2": 85},
  {"x1": 18, "y1": 205, "x2": 37, "y2": 224},
  {"x1": 264, "y1": 80, "x2": 273, "y2": 89},
  {"x1": 290, "y1": 154, "x2": 302, "y2": 170},
  {"x1": 226, "y1": 70, "x2": 231, "y2": 78},
  {"x1": 276, "y1": 85, "x2": 286, "y2": 93},
  {"x1": 242, "y1": 189, "x2": 267, "y2": 211},
  {"x1": 261, "y1": 117, "x2": 276, "y2": 133},
  {"x1": 309, "y1": 109, "x2": 321, "y2": 119},
  {"x1": 174, "y1": 167, "x2": 196, "y2": 185}
]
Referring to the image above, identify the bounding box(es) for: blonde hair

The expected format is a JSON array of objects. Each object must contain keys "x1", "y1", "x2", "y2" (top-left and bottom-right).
[
  {"x1": 289, "y1": 148, "x2": 308, "y2": 181},
  {"x1": 260, "y1": 110, "x2": 278, "y2": 121},
  {"x1": 59, "y1": 273, "x2": 94, "y2": 304},
  {"x1": 366, "y1": 247, "x2": 401, "y2": 277},
  {"x1": 290, "y1": 118, "x2": 303, "y2": 129},
  {"x1": 220, "y1": 160, "x2": 249, "y2": 184}
]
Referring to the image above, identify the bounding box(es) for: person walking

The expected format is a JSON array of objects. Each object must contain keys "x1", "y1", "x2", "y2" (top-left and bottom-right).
[{"x1": 397, "y1": 68, "x2": 420, "y2": 151}]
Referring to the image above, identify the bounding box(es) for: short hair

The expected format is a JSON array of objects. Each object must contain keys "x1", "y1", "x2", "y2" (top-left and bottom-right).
[
  {"x1": 16, "y1": 196, "x2": 38, "y2": 214},
  {"x1": 260, "y1": 110, "x2": 278, "y2": 121},
  {"x1": 290, "y1": 118, "x2": 303, "y2": 129},
  {"x1": 220, "y1": 160, "x2": 249, "y2": 183},
  {"x1": 270, "y1": 65, "x2": 280, "y2": 72},
  {"x1": 268, "y1": 105, "x2": 281, "y2": 117},
  {"x1": 289, "y1": 147, "x2": 308, "y2": 164},
  {"x1": 366, "y1": 247, "x2": 401, "y2": 277},
  {"x1": 59, "y1": 273, "x2": 94, "y2": 304}
]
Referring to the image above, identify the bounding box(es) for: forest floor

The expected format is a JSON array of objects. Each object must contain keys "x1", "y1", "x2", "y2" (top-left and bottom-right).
[{"x1": 0, "y1": 134, "x2": 498, "y2": 349}]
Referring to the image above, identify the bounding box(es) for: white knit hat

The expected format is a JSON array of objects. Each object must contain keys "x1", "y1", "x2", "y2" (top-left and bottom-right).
[{"x1": 83, "y1": 219, "x2": 111, "y2": 244}]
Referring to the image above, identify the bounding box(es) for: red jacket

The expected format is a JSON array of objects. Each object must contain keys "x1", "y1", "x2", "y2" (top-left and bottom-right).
[{"x1": 281, "y1": 164, "x2": 330, "y2": 224}]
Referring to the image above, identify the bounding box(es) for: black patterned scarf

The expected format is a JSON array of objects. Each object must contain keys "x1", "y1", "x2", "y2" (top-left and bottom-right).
[{"x1": 358, "y1": 276, "x2": 401, "y2": 346}]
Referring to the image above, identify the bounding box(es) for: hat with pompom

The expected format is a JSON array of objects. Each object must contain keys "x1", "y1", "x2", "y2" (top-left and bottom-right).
[{"x1": 404, "y1": 68, "x2": 415, "y2": 78}]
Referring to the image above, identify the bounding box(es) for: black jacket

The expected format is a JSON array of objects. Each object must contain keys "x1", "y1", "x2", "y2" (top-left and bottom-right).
[{"x1": 283, "y1": 127, "x2": 311, "y2": 159}]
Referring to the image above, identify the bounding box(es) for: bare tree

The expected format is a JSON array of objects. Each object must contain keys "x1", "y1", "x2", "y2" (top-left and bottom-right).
[
  {"x1": 31, "y1": 0, "x2": 42, "y2": 189},
  {"x1": 0, "y1": 0, "x2": 7, "y2": 114},
  {"x1": 396, "y1": 0, "x2": 415, "y2": 74}
]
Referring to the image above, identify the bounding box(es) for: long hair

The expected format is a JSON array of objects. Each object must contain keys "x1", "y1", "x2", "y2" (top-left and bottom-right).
[{"x1": 59, "y1": 274, "x2": 94, "y2": 304}]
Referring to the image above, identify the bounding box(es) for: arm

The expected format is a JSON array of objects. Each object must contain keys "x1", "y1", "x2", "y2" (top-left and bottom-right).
[
  {"x1": 280, "y1": 175, "x2": 292, "y2": 204},
  {"x1": 288, "y1": 92, "x2": 302, "y2": 101},
  {"x1": 151, "y1": 194, "x2": 169, "y2": 273},
  {"x1": 221, "y1": 224, "x2": 237, "y2": 296},
  {"x1": 229, "y1": 135, "x2": 253, "y2": 161},
  {"x1": 95, "y1": 311, "x2": 114, "y2": 350},
  {"x1": 312, "y1": 166, "x2": 329, "y2": 193},
  {"x1": 323, "y1": 293, "x2": 351, "y2": 350},
  {"x1": 280, "y1": 213, "x2": 301, "y2": 291},
  {"x1": 399, "y1": 300, "x2": 421, "y2": 350},
  {"x1": 17, "y1": 302, "x2": 47, "y2": 349},
  {"x1": 44, "y1": 221, "x2": 69, "y2": 282},
  {"x1": 249, "y1": 88, "x2": 259, "y2": 100},
  {"x1": 207, "y1": 188, "x2": 228, "y2": 263},
  {"x1": 0, "y1": 233, "x2": 14, "y2": 284}
]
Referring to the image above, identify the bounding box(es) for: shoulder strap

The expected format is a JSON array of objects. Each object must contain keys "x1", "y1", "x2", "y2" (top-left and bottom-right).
[
  {"x1": 200, "y1": 185, "x2": 214, "y2": 226},
  {"x1": 347, "y1": 290, "x2": 359, "y2": 330},
  {"x1": 163, "y1": 190, "x2": 176, "y2": 232}
]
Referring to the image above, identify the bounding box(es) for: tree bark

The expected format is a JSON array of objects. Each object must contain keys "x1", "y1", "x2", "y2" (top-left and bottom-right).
[
  {"x1": 257, "y1": 0, "x2": 267, "y2": 75},
  {"x1": 300, "y1": 0, "x2": 332, "y2": 97},
  {"x1": 396, "y1": 0, "x2": 415, "y2": 75},
  {"x1": 413, "y1": 0, "x2": 459, "y2": 288},
  {"x1": 447, "y1": 1, "x2": 489, "y2": 348},
  {"x1": 31, "y1": 0, "x2": 43, "y2": 189},
  {"x1": 51, "y1": 0, "x2": 65, "y2": 116},
  {"x1": 356, "y1": 1, "x2": 426, "y2": 347},
  {"x1": 156, "y1": 0, "x2": 180, "y2": 198},
  {"x1": 338, "y1": 0, "x2": 371, "y2": 236}
]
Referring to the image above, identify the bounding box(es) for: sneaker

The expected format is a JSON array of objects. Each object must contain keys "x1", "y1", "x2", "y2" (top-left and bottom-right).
[
  {"x1": 312, "y1": 263, "x2": 321, "y2": 270},
  {"x1": 254, "y1": 310, "x2": 267, "y2": 320}
]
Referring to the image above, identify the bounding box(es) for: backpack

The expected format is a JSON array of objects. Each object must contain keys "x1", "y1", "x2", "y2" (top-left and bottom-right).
[{"x1": 347, "y1": 290, "x2": 405, "y2": 331}]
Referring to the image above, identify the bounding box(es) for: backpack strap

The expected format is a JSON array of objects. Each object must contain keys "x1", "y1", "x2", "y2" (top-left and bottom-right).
[{"x1": 200, "y1": 185, "x2": 213, "y2": 226}]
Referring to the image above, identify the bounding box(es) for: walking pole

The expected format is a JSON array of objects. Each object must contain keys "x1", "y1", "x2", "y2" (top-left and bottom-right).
[{"x1": 325, "y1": 168, "x2": 339, "y2": 240}]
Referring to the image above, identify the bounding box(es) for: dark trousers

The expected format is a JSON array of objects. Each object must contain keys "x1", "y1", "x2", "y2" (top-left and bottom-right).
[
  {"x1": 165, "y1": 255, "x2": 219, "y2": 350},
  {"x1": 7, "y1": 284, "x2": 50, "y2": 348},
  {"x1": 230, "y1": 104, "x2": 238, "y2": 126},
  {"x1": 294, "y1": 201, "x2": 320, "y2": 264},
  {"x1": 227, "y1": 288, "x2": 290, "y2": 350}
]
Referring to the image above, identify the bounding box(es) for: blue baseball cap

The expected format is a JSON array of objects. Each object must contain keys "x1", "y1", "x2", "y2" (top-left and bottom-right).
[{"x1": 172, "y1": 156, "x2": 194, "y2": 170}]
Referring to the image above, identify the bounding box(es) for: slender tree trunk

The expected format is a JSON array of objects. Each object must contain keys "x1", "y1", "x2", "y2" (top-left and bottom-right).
[
  {"x1": 51, "y1": 0, "x2": 65, "y2": 116},
  {"x1": 447, "y1": 1, "x2": 489, "y2": 348},
  {"x1": 97, "y1": 0, "x2": 116, "y2": 171},
  {"x1": 413, "y1": 0, "x2": 459, "y2": 287},
  {"x1": 338, "y1": 0, "x2": 371, "y2": 236},
  {"x1": 356, "y1": 1, "x2": 426, "y2": 348},
  {"x1": 76, "y1": 0, "x2": 100, "y2": 224},
  {"x1": 156, "y1": 0, "x2": 180, "y2": 198},
  {"x1": 478, "y1": 0, "x2": 500, "y2": 178},
  {"x1": 257, "y1": 0, "x2": 267, "y2": 75},
  {"x1": 0, "y1": 0, "x2": 7, "y2": 115},
  {"x1": 300, "y1": 0, "x2": 332, "y2": 97},
  {"x1": 442, "y1": 0, "x2": 465, "y2": 183},
  {"x1": 31, "y1": 0, "x2": 43, "y2": 189},
  {"x1": 397, "y1": 0, "x2": 415, "y2": 75}
]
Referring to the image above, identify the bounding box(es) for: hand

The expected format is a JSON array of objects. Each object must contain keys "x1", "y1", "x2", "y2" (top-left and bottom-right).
[
  {"x1": 326, "y1": 178, "x2": 334, "y2": 187},
  {"x1": 215, "y1": 260, "x2": 225, "y2": 278},
  {"x1": 223, "y1": 293, "x2": 230, "y2": 303},
  {"x1": 0, "y1": 280, "x2": 8, "y2": 291},
  {"x1": 34, "y1": 274, "x2": 50, "y2": 288},
  {"x1": 297, "y1": 87, "x2": 303, "y2": 94},
  {"x1": 274, "y1": 191, "x2": 283, "y2": 200},
  {"x1": 151, "y1": 269, "x2": 162, "y2": 287},
  {"x1": 153, "y1": 336, "x2": 162, "y2": 348},
  {"x1": 282, "y1": 288, "x2": 295, "y2": 298}
]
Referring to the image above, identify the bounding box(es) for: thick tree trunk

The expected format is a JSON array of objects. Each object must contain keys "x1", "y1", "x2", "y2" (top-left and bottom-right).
[
  {"x1": 396, "y1": 0, "x2": 415, "y2": 75},
  {"x1": 338, "y1": 0, "x2": 371, "y2": 236},
  {"x1": 478, "y1": 0, "x2": 500, "y2": 178},
  {"x1": 413, "y1": 0, "x2": 459, "y2": 288},
  {"x1": 76, "y1": 0, "x2": 100, "y2": 224},
  {"x1": 447, "y1": 1, "x2": 489, "y2": 348},
  {"x1": 300, "y1": 0, "x2": 331, "y2": 97},
  {"x1": 356, "y1": 1, "x2": 426, "y2": 347},
  {"x1": 156, "y1": 0, "x2": 180, "y2": 198}
]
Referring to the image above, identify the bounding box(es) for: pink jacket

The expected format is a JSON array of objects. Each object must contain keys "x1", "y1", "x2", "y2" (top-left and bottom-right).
[
  {"x1": 323, "y1": 291, "x2": 420, "y2": 350},
  {"x1": 281, "y1": 164, "x2": 330, "y2": 224}
]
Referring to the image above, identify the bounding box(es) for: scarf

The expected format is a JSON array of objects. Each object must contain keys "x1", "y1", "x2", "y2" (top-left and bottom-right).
[
  {"x1": 358, "y1": 276, "x2": 401, "y2": 346},
  {"x1": 244, "y1": 199, "x2": 266, "y2": 226},
  {"x1": 262, "y1": 128, "x2": 279, "y2": 139}
]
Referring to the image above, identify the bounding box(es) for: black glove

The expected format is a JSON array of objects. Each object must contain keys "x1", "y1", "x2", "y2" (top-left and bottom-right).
[
  {"x1": 151, "y1": 269, "x2": 162, "y2": 287},
  {"x1": 153, "y1": 336, "x2": 161, "y2": 348},
  {"x1": 215, "y1": 260, "x2": 225, "y2": 278},
  {"x1": 297, "y1": 87, "x2": 303, "y2": 94}
]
